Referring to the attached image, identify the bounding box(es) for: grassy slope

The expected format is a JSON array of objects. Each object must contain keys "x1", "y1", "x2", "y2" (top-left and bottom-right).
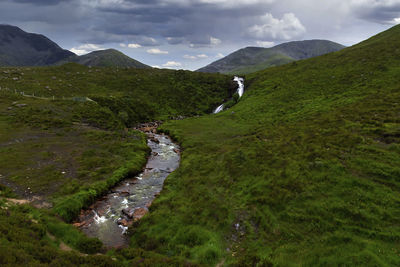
[
  {"x1": 226, "y1": 53, "x2": 294, "y2": 75},
  {"x1": 0, "y1": 64, "x2": 234, "y2": 125},
  {"x1": 0, "y1": 91, "x2": 154, "y2": 265},
  {"x1": 0, "y1": 66, "x2": 232, "y2": 265},
  {"x1": 131, "y1": 26, "x2": 400, "y2": 265}
]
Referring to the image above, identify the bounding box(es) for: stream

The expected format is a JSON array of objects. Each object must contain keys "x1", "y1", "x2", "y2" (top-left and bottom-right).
[
  {"x1": 75, "y1": 127, "x2": 180, "y2": 248},
  {"x1": 75, "y1": 77, "x2": 243, "y2": 247}
]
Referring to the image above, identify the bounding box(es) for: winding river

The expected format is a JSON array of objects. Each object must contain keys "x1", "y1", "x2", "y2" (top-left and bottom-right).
[
  {"x1": 76, "y1": 130, "x2": 180, "y2": 248},
  {"x1": 75, "y1": 77, "x2": 243, "y2": 247}
]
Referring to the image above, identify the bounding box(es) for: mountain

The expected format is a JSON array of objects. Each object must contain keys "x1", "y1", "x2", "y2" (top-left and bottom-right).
[
  {"x1": 0, "y1": 24, "x2": 75, "y2": 66},
  {"x1": 197, "y1": 39, "x2": 345, "y2": 74},
  {"x1": 64, "y1": 49, "x2": 151, "y2": 68},
  {"x1": 0, "y1": 25, "x2": 150, "y2": 68}
]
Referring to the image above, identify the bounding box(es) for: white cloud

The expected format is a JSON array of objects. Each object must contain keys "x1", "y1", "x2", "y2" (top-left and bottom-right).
[
  {"x1": 147, "y1": 48, "x2": 169, "y2": 54},
  {"x1": 184, "y1": 55, "x2": 198, "y2": 60},
  {"x1": 152, "y1": 65, "x2": 161, "y2": 68},
  {"x1": 210, "y1": 36, "x2": 222, "y2": 46},
  {"x1": 70, "y1": 44, "x2": 104, "y2": 55},
  {"x1": 184, "y1": 54, "x2": 209, "y2": 60},
  {"x1": 162, "y1": 61, "x2": 182, "y2": 68},
  {"x1": 248, "y1": 13, "x2": 306, "y2": 40},
  {"x1": 393, "y1": 17, "x2": 400, "y2": 24},
  {"x1": 128, "y1": 43, "x2": 142, "y2": 48},
  {"x1": 119, "y1": 43, "x2": 126, "y2": 47},
  {"x1": 216, "y1": 53, "x2": 224, "y2": 58},
  {"x1": 197, "y1": 54, "x2": 208, "y2": 58},
  {"x1": 256, "y1": 41, "x2": 275, "y2": 47}
]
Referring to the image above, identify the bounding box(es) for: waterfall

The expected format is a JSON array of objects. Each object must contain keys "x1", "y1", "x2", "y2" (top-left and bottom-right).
[
  {"x1": 233, "y1": 76, "x2": 244, "y2": 97},
  {"x1": 213, "y1": 104, "x2": 224, "y2": 114},
  {"x1": 213, "y1": 76, "x2": 244, "y2": 114}
]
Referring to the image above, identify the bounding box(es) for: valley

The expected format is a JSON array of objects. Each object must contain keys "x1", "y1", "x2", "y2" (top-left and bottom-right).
[{"x1": 0, "y1": 21, "x2": 399, "y2": 267}]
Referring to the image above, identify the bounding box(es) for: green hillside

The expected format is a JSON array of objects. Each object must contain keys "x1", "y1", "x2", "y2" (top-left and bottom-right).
[
  {"x1": 63, "y1": 49, "x2": 151, "y2": 68},
  {"x1": 198, "y1": 40, "x2": 345, "y2": 74},
  {"x1": 0, "y1": 66, "x2": 233, "y2": 265},
  {"x1": 131, "y1": 25, "x2": 400, "y2": 265},
  {"x1": 0, "y1": 24, "x2": 399, "y2": 266},
  {"x1": 0, "y1": 63, "x2": 235, "y2": 125}
]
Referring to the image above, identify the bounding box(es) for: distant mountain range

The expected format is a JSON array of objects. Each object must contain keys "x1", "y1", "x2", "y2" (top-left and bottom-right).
[
  {"x1": 0, "y1": 25, "x2": 150, "y2": 68},
  {"x1": 197, "y1": 40, "x2": 345, "y2": 74},
  {"x1": 0, "y1": 25, "x2": 74, "y2": 66}
]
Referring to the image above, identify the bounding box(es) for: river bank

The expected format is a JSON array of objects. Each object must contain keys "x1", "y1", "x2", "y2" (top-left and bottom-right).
[{"x1": 73, "y1": 122, "x2": 180, "y2": 248}]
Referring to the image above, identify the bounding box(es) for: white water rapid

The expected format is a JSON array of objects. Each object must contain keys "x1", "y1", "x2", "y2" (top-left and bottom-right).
[{"x1": 213, "y1": 76, "x2": 244, "y2": 114}]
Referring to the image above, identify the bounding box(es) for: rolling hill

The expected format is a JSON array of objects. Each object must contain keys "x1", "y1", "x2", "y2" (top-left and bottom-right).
[
  {"x1": 0, "y1": 24, "x2": 74, "y2": 66},
  {"x1": 198, "y1": 39, "x2": 345, "y2": 74},
  {"x1": 65, "y1": 49, "x2": 150, "y2": 68}
]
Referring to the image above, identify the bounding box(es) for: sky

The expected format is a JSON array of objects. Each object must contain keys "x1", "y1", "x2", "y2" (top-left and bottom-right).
[{"x1": 1, "y1": 0, "x2": 399, "y2": 70}]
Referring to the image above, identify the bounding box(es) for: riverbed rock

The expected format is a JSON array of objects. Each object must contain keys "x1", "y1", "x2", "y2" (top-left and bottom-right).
[
  {"x1": 149, "y1": 136, "x2": 159, "y2": 143},
  {"x1": 73, "y1": 222, "x2": 86, "y2": 228},
  {"x1": 122, "y1": 208, "x2": 134, "y2": 218},
  {"x1": 118, "y1": 219, "x2": 129, "y2": 226},
  {"x1": 173, "y1": 148, "x2": 180, "y2": 154},
  {"x1": 133, "y1": 207, "x2": 148, "y2": 221},
  {"x1": 119, "y1": 191, "x2": 130, "y2": 196}
]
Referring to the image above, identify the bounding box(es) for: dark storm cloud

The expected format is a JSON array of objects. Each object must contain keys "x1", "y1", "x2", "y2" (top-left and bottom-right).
[
  {"x1": 11, "y1": 0, "x2": 73, "y2": 6},
  {"x1": 1, "y1": 0, "x2": 81, "y2": 25},
  {"x1": 78, "y1": 0, "x2": 277, "y2": 46},
  {"x1": 0, "y1": 0, "x2": 397, "y2": 70},
  {"x1": 354, "y1": 1, "x2": 400, "y2": 24}
]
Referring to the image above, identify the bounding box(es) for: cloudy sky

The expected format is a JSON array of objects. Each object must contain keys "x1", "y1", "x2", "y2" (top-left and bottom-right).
[{"x1": 1, "y1": 0, "x2": 399, "y2": 70}]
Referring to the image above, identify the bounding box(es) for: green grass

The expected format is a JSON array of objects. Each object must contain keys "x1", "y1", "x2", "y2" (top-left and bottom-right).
[
  {"x1": 0, "y1": 64, "x2": 235, "y2": 125},
  {"x1": 0, "y1": 91, "x2": 148, "y2": 201},
  {"x1": 227, "y1": 53, "x2": 294, "y2": 75},
  {"x1": 0, "y1": 64, "x2": 232, "y2": 265},
  {"x1": 129, "y1": 25, "x2": 400, "y2": 265},
  {"x1": 0, "y1": 201, "x2": 198, "y2": 266},
  {"x1": 1, "y1": 24, "x2": 400, "y2": 266}
]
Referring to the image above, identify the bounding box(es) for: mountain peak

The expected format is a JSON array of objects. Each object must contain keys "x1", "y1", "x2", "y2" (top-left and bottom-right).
[
  {"x1": 0, "y1": 25, "x2": 150, "y2": 68},
  {"x1": 67, "y1": 48, "x2": 150, "y2": 68},
  {"x1": 0, "y1": 25, "x2": 75, "y2": 66}
]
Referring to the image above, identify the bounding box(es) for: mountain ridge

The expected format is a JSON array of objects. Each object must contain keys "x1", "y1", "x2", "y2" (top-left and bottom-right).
[
  {"x1": 197, "y1": 39, "x2": 345, "y2": 74},
  {"x1": 0, "y1": 24, "x2": 75, "y2": 66},
  {"x1": 61, "y1": 49, "x2": 151, "y2": 68},
  {"x1": 0, "y1": 25, "x2": 150, "y2": 68}
]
